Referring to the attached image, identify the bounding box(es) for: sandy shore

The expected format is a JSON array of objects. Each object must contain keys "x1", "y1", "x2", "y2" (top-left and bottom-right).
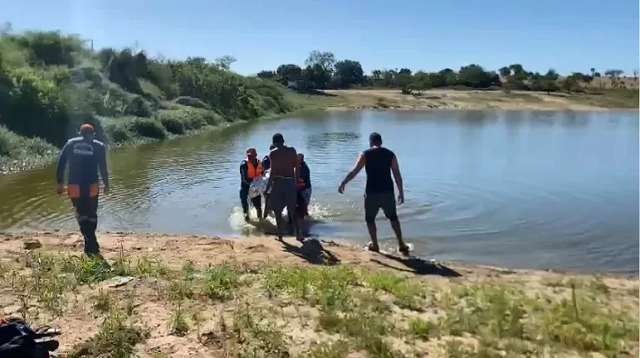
[
  {"x1": 322, "y1": 89, "x2": 636, "y2": 111},
  {"x1": 0, "y1": 231, "x2": 637, "y2": 357}
]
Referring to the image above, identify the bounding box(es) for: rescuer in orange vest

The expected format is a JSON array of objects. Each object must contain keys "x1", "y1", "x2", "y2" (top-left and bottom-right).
[{"x1": 240, "y1": 147, "x2": 263, "y2": 221}]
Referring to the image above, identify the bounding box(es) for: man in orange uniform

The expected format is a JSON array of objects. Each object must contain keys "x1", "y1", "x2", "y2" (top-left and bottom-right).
[
  {"x1": 55, "y1": 124, "x2": 109, "y2": 257},
  {"x1": 239, "y1": 147, "x2": 263, "y2": 221}
]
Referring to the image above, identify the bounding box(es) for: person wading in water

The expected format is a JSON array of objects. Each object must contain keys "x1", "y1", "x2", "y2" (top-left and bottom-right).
[
  {"x1": 296, "y1": 153, "x2": 312, "y2": 219},
  {"x1": 239, "y1": 147, "x2": 263, "y2": 221},
  {"x1": 267, "y1": 133, "x2": 303, "y2": 242},
  {"x1": 56, "y1": 124, "x2": 110, "y2": 257},
  {"x1": 262, "y1": 144, "x2": 276, "y2": 219},
  {"x1": 338, "y1": 132, "x2": 409, "y2": 255}
]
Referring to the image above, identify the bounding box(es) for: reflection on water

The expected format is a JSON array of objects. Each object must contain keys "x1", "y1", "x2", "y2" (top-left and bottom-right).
[{"x1": 0, "y1": 110, "x2": 637, "y2": 273}]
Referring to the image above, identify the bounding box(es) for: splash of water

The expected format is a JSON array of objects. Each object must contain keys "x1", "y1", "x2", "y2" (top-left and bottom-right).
[{"x1": 228, "y1": 199, "x2": 338, "y2": 232}]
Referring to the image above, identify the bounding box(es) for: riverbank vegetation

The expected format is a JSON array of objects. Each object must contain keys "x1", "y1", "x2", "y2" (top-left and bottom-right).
[
  {"x1": 259, "y1": 50, "x2": 638, "y2": 92},
  {"x1": 0, "y1": 232, "x2": 637, "y2": 357},
  {"x1": 258, "y1": 50, "x2": 639, "y2": 107},
  {"x1": 0, "y1": 28, "x2": 310, "y2": 173},
  {"x1": 1, "y1": 27, "x2": 637, "y2": 173}
]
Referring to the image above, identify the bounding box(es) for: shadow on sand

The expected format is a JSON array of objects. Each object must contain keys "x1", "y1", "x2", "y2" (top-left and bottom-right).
[
  {"x1": 279, "y1": 239, "x2": 340, "y2": 266},
  {"x1": 371, "y1": 253, "x2": 462, "y2": 277}
]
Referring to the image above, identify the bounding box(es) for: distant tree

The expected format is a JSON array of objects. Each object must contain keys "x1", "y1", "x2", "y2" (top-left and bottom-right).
[
  {"x1": 333, "y1": 59, "x2": 364, "y2": 88},
  {"x1": 505, "y1": 76, "x2": 527, "y2": 90},
  {"x1": 590, "y1": 68, "x2": 596, "y2": 77},
  {"x1": 457, "y1": 64, "x2": 499, "y2": 88},
  {"x1": 499, "y1": 66, "x2": 511, "y2": 77},
  {"x1": 413, "y1": 71, "x2": 433, "y2": 91},
  {"x1": 394, "y1": 74, "x2": 413, "y2": 92},
  {"x1": 633, "y1": 70, "x2": 638, "y2": 81},
  {"x1": 427, "y1": 72, "x2": 447, "y2": 88},
  {"x1": 544, "y1": 69, "x2": 559, "y2": 81},
  {"x1": 570, "y1": 72, "x2": 593, "y2": 87},
  {"x1": 276, "y1": 64, "x2": 302, "y2": 80},
  {"x1": 377, "y1": 69, "x2": 396, "y2": 87},
  {"x1": 604, "y1": 69, "x2": 624, "y2": 78},
  {"x1": 371, "y1": 69, "x2": 383, "y2": 80},
  {"x1": 303, "y1": 64, "x2": 332, "y2": 89},
  {"x1": 604, "y1": 69, "x2": 624, "y2": 88},
  {"x1": 257, "y1": 70, "x2": 276, "y2": 79},
  {"x1": 397, "y1": 68, "x2": 412, "y2": 76},
  {"x1": 214, "y1": 55, "x2": 236, "y2": 70},
  {"x1": 529, "y1": 72, "x2": 542, "y2": 81},
  {"x1": 508, "y1": 64, "x2": 526, "y2": 79},
  {"x1": 186, "y1": 57, "x2": 207, "y2": 66},
  {"x1": 540, "y1": 79, "x2": 559, "y2": 94},
  {"x1": 305, "y1": 50, "x2": 336, "y2": 74},
  {"x1": 561, "y1": 76, "x2": 580, "y2": 93}
]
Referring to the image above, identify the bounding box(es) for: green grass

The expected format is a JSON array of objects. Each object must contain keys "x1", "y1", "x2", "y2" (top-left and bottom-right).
[
  {"x1": 1, "y1": 249, "x2": 637, "y2": 357},
  {"x1": 562, "y1": 89, "x2": 639, "y2": 108}
]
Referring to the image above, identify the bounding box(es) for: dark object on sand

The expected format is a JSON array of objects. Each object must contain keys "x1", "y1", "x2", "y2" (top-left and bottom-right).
[{"x1": 0, "y1": 318, "x2": 60, "y2": 358}]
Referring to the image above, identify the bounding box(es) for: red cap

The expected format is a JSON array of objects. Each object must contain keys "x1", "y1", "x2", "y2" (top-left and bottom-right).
[{"x1": 80, "y1": 124, "x2": 94, "y2": 133}]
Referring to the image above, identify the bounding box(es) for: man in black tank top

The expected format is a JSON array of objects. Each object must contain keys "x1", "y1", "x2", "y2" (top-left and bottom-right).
[{"x1": 338, "y1": 132, "x2": 409, "y2": 255}]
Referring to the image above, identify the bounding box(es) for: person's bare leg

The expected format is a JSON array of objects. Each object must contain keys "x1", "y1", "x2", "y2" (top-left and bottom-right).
[
  {"x1": 366, "y1": 222, "x2": 380, "y2": 252},
  {"x1": 289, "y1": 203, "x2": 303, "y2": 242},
  {"x1": 390, "y1": 219, "x2": 409, "y2": 255}
]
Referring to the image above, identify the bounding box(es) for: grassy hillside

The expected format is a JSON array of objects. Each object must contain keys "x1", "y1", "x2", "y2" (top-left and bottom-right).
[{"x1": 0, "y1": 30, "x2": 308, "y2": 173}]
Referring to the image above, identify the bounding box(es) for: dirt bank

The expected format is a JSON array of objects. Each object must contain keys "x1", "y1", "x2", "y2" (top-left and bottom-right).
[
  {"x1": 323, "y1": 89, "x2": 638, "y2": 111},
  {"x1": 0, "y1": 231, "x2": 637, "y2": 357}
]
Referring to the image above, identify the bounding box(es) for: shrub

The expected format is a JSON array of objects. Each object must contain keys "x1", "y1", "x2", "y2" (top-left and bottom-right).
[
  {"x1": 159, "y1": 115, "x2": 185, "y2": 135},
  {"x1": 123, "y1": 96, "x2": 152, "y2": 117},
  {"x1": 174, "y1": 96, "x2": 210, "y2": 109},
  {"x1": 101, "y1": 117, "x2": 133, "y2": 144},
  {"x1": 129, "y1": 118, "x2": 167, "y2": 140},
  {"x1": 155, "y1": 107, "x2": 221, "y2": 132},
  {"x1": 0, "y1": 125, "x2": 56, "y2": 159}
]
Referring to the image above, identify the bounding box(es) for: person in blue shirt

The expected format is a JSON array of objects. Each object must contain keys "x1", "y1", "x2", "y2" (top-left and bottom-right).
[{"x1": 55, "y1": 124, "x2": 109, "y2": 257}]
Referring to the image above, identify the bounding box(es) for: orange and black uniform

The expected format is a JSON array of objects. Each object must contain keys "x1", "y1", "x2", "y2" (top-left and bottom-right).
[
  {"x1": 239, "y1": 158, "x2": 263, "y2": 218},
  {"x1": 56, "y1": 136, "x2": 109, "y2": 255}
]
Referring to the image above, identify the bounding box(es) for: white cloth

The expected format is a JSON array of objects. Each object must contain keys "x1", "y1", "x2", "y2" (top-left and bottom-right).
[{"x1": 248, "y1": 176, "x2": 267, "y2": 199}]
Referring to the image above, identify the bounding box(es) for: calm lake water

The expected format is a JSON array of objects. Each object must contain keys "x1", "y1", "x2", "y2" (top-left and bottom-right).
[{"x1": 0, "y1": 110, "x2": 638, "y2": 273}]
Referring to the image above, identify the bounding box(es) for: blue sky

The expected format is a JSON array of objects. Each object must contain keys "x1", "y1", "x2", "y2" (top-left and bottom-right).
[{"x1": 3, "y1": 0, "x2": 638, "y2": 75}]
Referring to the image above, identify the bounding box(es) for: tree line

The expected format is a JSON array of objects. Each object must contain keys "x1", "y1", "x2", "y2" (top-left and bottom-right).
[{"x1": 256, "y1": 50, "x2": 636, "y2": 94}]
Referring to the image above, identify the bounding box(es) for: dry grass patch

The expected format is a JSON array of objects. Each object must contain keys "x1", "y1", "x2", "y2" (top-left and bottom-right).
[{"x1": 0, "y1": 247, "x2": 637, "y2": 357}]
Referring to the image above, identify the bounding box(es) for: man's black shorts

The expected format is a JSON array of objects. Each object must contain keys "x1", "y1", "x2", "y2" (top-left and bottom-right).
[{"x1": 364, "y1": 191, "x2": 397, "y2": 223}]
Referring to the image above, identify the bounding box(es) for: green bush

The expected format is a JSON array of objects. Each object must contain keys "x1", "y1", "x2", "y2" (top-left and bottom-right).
[
  {"x1": 0, "y1": 29, "x2": 301, "y2": 166},
  {"x1": 101, "y1": 117, "x2": 133, "y2": 144},
  {"x1": 155, "y1": 107, "x2": 221, "y2": 132},
  {"x1": 159, "y1": 115, "x2": 185, "y2": 134},
  {"x1": 129, "y1": 118, "x2": 167, "y2": 140},
  {"x1": 174, "y1": 96, "x2": 210, "y2": 109},
  {"x1": 0, "y1": 125, "x2": 56, "y2": 159},
  {"x1": 123, "y1": 96, "x2": 152, "y2": 117}
]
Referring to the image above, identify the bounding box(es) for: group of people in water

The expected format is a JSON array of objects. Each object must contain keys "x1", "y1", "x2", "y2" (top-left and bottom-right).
[
  {"x1": 55, "y1": 124, "x2": 410, "y2": 258},
  {"x1": 239, "y1": 141, "x2": 312, "y2": 227}
]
